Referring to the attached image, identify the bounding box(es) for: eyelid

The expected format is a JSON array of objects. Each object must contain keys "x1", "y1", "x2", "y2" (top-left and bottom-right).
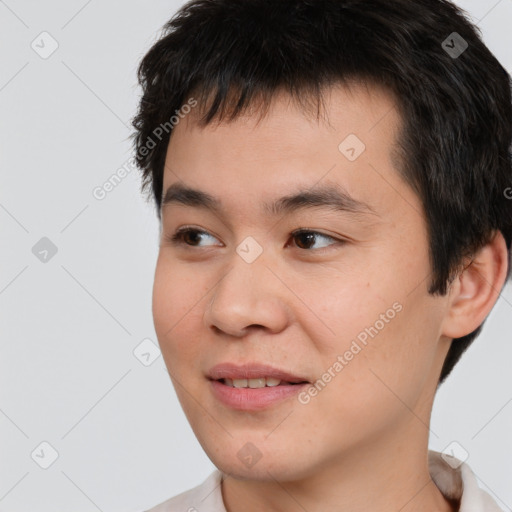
[{"x1": 291, "y1": 228, "x2": 337, "y2": 240}]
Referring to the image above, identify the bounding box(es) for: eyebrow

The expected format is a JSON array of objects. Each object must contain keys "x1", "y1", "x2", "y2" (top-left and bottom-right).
[{"x1": 161, "y1": 182, "x2": 379, "y2": 218}]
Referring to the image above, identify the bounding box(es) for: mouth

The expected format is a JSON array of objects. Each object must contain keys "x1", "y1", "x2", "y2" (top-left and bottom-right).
[
  {"x1": 207, "y1": 362, "x2": 310, "y2": 385},
  {"x1": 216, "y1": 377, "x2": 309, "y2": 388},
  {"x1": 207, "y1": 363, "x2": 311, "y2": 410}
]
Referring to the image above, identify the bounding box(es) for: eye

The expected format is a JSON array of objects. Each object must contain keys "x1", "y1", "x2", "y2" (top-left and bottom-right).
[
  {"x1": 289, "y1": 229, "x2": 341, "y2": 250},
  {"x1": 165, "y1": 227, "x2": 344, "y2": 251},
  {"x1": 166, "y1": 227, "x2": 221, "y2": 247}
]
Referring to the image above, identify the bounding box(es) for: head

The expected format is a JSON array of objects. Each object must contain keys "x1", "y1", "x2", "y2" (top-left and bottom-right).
[{"x1": 132, "y1": 0, "x2": 512, "y2": 480}]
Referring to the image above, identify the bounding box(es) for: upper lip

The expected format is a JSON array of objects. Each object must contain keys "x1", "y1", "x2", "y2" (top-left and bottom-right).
[{"x1": 207, "y1": 363, "x2": 309, "y2": 383}]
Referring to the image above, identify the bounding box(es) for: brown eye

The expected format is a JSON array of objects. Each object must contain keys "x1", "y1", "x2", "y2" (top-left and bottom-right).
[
  {"x1": 290, "y1": 230, "x2": 341, "y2": 250},
  {"x1": 166, "y1": 228, "x2": 221, "y2": 247},
  {"x1": 293, "y1": 231, "x2": 317, "y2": 249},
  {"x1": 179, "y1": 229, "x2": 203, "y2": 246}
]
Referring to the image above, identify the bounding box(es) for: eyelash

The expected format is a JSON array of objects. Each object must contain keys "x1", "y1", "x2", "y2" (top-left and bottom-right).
[{"x1": 165, "y1": 226, "x2": 345, "y2": 252}]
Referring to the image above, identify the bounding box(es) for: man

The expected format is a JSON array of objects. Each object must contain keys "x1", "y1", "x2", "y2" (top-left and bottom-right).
[{"x1": 131, "y1": 1, "x2": 511, "y2": 510}]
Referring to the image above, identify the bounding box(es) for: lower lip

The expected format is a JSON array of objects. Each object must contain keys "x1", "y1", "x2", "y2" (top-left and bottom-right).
[{"x1": 209, "y1": 380, "x2": 309, "y2": 411}]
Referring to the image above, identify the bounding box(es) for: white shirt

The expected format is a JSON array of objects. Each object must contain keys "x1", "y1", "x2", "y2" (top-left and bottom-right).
[{"x1": 145, "y1": 450, "x2": 503, "y2": 512}]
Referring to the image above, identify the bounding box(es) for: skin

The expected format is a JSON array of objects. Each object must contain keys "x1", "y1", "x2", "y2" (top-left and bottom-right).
[{"x1": 152, "y1": 83, "x2": 508, "y2": 512}]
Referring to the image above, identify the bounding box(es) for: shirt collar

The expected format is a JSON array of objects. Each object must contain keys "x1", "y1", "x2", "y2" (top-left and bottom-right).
[
  {"x1": 428, "y1": 450, "x2": 503, "y2": 511},
  {"x1": 181, "y1": 450, "x2": 502, "y2": 512}
]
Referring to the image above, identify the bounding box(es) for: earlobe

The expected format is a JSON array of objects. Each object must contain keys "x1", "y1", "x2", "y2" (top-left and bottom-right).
[{"x1": 441, "y1": 231, "x2": 509, "y2": 339}]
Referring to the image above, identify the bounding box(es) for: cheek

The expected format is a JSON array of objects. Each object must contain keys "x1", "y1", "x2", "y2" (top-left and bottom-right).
[
  {"x1": 302, "y1": 258, "x2": 441, "y2": 411},
  {"x1": 291, "y1": 263, "x2": 396, "y2": 353},
  {"x1": 297, "y1": 313, "x2": 434, "y2": 451},
  {"x1": 152, "y1": 256, "x2": 207, "y2": 364},
  {"x1": 324, "y1": 296, "x2": 443, "y2": 423}
]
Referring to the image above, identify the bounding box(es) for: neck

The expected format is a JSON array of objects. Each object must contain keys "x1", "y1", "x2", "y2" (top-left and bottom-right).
[{"x1": 221, "y1": 424, "x2": 458, "y2": 512}]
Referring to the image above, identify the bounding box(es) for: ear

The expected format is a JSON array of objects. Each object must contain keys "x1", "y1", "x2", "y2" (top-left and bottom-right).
[{"x1": 441, "y1": 231, "x2": 510, "y2": 339}]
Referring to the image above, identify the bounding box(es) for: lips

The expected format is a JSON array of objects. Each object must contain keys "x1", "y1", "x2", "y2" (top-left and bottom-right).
[
  {"x1": 208, "y1": 364, "x2": 311, "y2": 410},
  {"x1": 207, "y1": 362, "x2": 309, "y2": 385}
]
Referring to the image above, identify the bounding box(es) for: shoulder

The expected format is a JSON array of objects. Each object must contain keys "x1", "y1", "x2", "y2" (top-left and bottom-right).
[
  {"x1": 428, "y1": 450, "x2": 504, "y2": 512},
  {"x1": 144, "y1": 469, "x2": 225, "y2": 512}
]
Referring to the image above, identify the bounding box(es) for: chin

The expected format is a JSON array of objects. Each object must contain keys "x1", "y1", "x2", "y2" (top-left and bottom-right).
[
  {"x1": 218, "y1": 460, "x2": 308, "y2": 482},
  {"x1": 202, "y1": 441, "x2": 315, "y2": 482}
]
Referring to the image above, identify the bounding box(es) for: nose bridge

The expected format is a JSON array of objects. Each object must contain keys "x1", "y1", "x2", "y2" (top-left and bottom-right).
[{"x1": 204, "y1": 244, "x2": 289, "y2": 337}]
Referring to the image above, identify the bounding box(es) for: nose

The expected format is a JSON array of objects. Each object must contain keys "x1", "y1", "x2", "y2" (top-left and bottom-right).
[{"x1": 203, "y1": 251, "x2": 290, "y2": 338}]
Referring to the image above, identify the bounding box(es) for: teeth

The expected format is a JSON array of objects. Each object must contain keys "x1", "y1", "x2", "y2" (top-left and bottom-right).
[
  {"x1": 224, "y1": 377, "x2": 283, "y2": 388},
  {"x1": 264, "y1": 377, "x2": 281, "y2": 387},
  {"x1": 248, "y1": 378, "x2": 266, "y2": 388},
  {"x1": 232, "y1": 378, "x2": 248, "y2": 388}
]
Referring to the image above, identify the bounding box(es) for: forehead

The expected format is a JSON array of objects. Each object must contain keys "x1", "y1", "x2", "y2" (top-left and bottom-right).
[
  {"x1": 165, "y1": 82, "x2": 401, "y2": 170},
  {"x1": 179, "y1": 81, "x2": 400, "y2": 139},
  {"x1": 161, "y1": 81, "x2": 410, "y2": 223}
]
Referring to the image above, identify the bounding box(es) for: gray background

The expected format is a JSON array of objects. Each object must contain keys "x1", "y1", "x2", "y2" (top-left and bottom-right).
[{"x1": 0, "y1": 1, "x2": 511, "y2": 511}]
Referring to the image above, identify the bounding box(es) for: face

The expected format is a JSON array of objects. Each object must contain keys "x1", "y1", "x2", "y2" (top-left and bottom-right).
[{"x1": 152, "y1": 84, "x2": 452, "y2": 481}]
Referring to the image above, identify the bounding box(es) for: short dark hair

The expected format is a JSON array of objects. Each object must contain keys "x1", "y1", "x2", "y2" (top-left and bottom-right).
[{"x1": 131, "y1": 0, "x2": 512, "y2": 384}]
